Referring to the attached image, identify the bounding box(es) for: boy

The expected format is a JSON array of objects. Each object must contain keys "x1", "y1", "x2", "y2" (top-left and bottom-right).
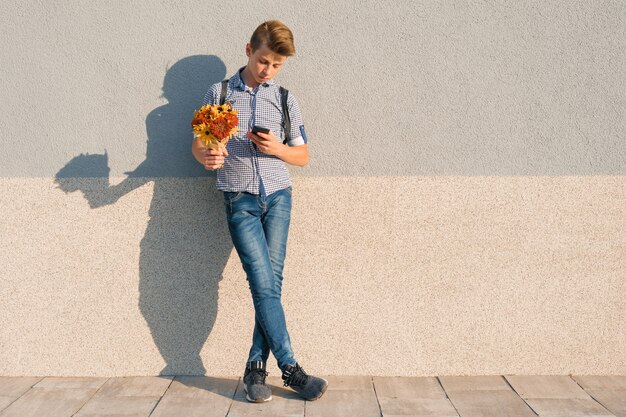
[{"x1": 191, "y1": 20, "x2": 328, "y2": 403}]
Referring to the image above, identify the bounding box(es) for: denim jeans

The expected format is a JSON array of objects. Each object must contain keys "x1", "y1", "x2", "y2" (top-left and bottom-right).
[{"x1": 223, "y1": 186, "x2": 296, "y2": 370}]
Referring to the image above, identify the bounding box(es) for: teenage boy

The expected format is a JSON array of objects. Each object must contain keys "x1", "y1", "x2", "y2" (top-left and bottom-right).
[{"x1": 191, "y1": 20, "x2": 328, "y2": 403}]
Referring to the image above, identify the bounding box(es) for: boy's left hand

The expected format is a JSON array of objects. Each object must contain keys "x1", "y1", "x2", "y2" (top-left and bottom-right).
[{"x1": 247, "y1": 130, "x2": 285, "y2": 157}]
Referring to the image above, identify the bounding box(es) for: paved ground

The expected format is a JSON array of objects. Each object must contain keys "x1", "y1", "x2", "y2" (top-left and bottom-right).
[{"x1": 0, "y1": 374, "x2": 624, "y2": 416}]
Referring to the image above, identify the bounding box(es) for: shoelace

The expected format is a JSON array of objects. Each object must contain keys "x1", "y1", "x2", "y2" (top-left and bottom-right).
[
  {"x1": 248, "y1": 368, "x2": 269, "y2": 385},
  {"x1": 282, "y1": 364, "x2": 309, "y2": 387}
]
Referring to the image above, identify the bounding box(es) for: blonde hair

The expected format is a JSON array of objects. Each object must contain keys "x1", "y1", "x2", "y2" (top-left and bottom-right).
[{"x1": 250, "y1": 20, "x2": 296, "y2": 57}]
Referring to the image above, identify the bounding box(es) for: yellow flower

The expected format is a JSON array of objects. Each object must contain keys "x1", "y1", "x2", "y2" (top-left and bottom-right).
[{"x1": 191, "y1": 103, "x2": 238, "y2": 148}]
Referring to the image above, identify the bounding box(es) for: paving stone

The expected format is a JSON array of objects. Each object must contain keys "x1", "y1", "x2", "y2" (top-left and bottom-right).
[
  {"x1": 0, "y1": 397, "x2": 17, "y2": 412},
  {"x1": 226, "y1": 376, "x2": 304, "y2": 417},
  {"x1": 0, "y1": 387, "x2": 96, "y2": 417},
  {"x1": 447, "y1": 389, "x2": 537, "y2": 417},
  {"x1": 439, "y1": 376, "x2": 511, "y2": 392},
  {"x1": 150, "y1": 395, "x2": 233, "y2": 417},
  {"x1": 93, "y1": 376, "x2": 173, "y2": 398},
  {"x1": 323, "y1": 375, "x2": 373, "y2": 390},
  {"x1": 34, "y1": 377, "x2": 108, "y2": 390},
  {"x1": 583, "y1": 390, "x2": 626, "y2": 417},
  {"x1": 74, "y1": 395, "x2": 159, "y2": 417},
  {"x1": 374, "y1": 376, "x2": 447, "y2": 400},
  {"x1": 573, "y1": 376, "x2": 626, "y2": 391},
  {"x1": 506, "y1": 375, "x2": 591, "y2": 399},
  {"x1": 525, "y1": 398, "x2": 616, "y2": 417},
  {"x1": 305, "y1": 388, "x2": 380, "y2": 417},
  {"x1": 164, "y1": 376, "x2": 238, "y2": 399},
  {"x1": 1, "y1": 375, "x2": 622, "y2": 417},
  {"x1": 378, "y1": 397, "x2": 459, "y2": 417},
  {"x1": 0, "y1": 377, "x2": 43, "y2": 396}
]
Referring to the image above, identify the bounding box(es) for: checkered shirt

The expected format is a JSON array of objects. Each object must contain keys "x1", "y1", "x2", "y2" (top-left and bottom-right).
[{"x1": 200, "y1": 66, "x2": 307, "y2": 197}]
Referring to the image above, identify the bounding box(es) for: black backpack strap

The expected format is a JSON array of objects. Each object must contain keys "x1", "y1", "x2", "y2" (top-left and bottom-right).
[
  {"x1": 280, "y1": 86, "x2": 291, "y2": 144},
  {"x1": 219, "y1": 80, "x2": 228, "y2": 105}
]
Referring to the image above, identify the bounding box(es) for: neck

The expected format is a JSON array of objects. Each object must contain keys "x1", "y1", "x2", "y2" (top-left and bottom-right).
[{"x1": 240, "y1": 66, "x2": 260, "y2": 89}]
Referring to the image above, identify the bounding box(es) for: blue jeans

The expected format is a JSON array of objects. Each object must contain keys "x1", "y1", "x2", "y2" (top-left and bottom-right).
[{"x1": 223, "y1": 186, "x2": 296, "y2": 370}]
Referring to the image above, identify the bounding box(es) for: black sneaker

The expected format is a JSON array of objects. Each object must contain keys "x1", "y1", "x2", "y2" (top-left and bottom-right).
[
  {"x1": 281, "y1": 363, "x2": 328, "y2": 401},
  {"x1": 243, "y1": 360, "x2": 272, "y2": 403}
]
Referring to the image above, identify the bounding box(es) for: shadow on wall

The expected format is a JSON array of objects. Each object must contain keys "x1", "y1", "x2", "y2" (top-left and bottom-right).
[{"x1": 53, "y1": 55, "x2": 232, "y2": 376}]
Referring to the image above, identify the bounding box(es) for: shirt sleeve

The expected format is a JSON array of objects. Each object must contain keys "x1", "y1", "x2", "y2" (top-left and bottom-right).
[{"x1": 285, "y1": 92, "x2": 308, "y2": 147}]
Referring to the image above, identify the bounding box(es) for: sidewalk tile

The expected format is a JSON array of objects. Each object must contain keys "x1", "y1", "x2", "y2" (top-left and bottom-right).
[
  {"x1": 164, "y1": 376, "x2": 238, "y2": 399},
  {"x1": 306, "y1": 388, "x2": 380, "y2": 417},
  {"x1": 0, "y1": 377, "x2": 43, "y2": 397},
  {"x1": 439, "y1": 376, "x2": 511, "y2": 392},
  {"x1": 74, "y1": 395, "x2": 159, "y2": 417},
  {"x1": 0, "y1": 397, "x2": 17, "y2": 413},
  {"x1": 374, "y1": 376, "x2": 446, "y2": 400},
  {"x1": 226, "y1": 376, "x2": 304, "y2": 417},
  {"x1": 34, "y1": 377, "x2": 108, "y2": 390},
  {"x1": 323, "y1": 375, "x2": 373, "y2": 391},
  {"x1": 573, "y1": 376, "x2": 626, "y2": 391},
  {"x1": 447, "y1": 389, "x2": 537, "y2": 417},
  {"x1": 506, "y1": 375, "x2": 590, "y2": 399},
  {"x1": 582, "y1": 390, "x2": 626, "y2": 417},
  {"x1": 378, "y1": 397, "x2": 459, "y2": 417},
  {"x1": 0, "y1": 387, "x2": 96, "y2": 417},
  {"x1": 93, "y1": 376, "x2": 173, "y2": 398},
  {"x1": 150, "y1": 395, "x2": 233, "y2": 417},
  {"x1": 525, "y1": 398, "x2": 616, "y2": 417}
]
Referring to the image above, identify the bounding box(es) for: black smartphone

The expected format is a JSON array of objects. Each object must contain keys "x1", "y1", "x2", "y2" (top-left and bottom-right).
[{"x1": 252, "y1": 126, "x2": 270, "y2": 135}]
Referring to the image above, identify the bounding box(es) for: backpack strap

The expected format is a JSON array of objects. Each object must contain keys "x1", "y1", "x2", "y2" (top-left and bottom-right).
[
  {"x1": 219, "y1": 79, "x2": 228, "y2": 105},
  {"x1": 220, "y1": 80, "x2": 291, "y2": 144},
  {"x1": 280, "y1": 86, "x2": 291, "y2": 144}
]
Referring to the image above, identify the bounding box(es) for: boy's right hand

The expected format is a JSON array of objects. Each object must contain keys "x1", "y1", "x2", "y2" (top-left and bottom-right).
[{"x1": 204, "y1": 148, "x2": 228, "y2": 170}]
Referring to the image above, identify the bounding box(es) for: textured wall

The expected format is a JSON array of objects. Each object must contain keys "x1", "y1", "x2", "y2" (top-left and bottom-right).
[
  {"x1": 1, "y1": 1, "x2": 624, "y2": 177},
  {"x1": 1, "y1": 177, "x2": 625, "y2": 377},
  {"x1": 1, "y1": 0, "x2": 625, "y2": 376}
]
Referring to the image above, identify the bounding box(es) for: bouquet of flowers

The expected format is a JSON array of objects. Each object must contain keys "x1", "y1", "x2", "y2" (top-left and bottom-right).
[{"x1": 191, "y1": 102, "x2": 239, "y2": 155}]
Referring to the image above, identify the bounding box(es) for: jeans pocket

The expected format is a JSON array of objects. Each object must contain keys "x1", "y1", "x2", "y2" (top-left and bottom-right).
[
  {"x1": 285, "y1": 186, "x2": 293, "y2": 195},
  {"x1": 223, "y1": 191, "x2": 245, "y2": 204}
]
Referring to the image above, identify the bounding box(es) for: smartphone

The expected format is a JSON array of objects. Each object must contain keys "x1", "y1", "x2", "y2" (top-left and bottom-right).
[{"x1": 252, "y1": 126, "x2": 270, "y2": 135}]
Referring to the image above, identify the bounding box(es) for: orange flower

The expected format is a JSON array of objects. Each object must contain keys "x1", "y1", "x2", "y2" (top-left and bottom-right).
[
  {"x1": 222, "y1": 113, "x2": 238, "y2": 129},
  {"x1": 209, "y1": 119, "x2": 230, "y2": 140},
  {"x1": 191, "y1": 103, "x2": 239, "y2": 147}
]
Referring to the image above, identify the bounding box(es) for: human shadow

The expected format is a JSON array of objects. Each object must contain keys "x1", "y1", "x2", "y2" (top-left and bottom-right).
[
  {"x1": 170, "y1": 376, "x2": 240, "y2": 401},
  {"x1": 54, "y1": 55, "x2": 233, "y2": 376}
]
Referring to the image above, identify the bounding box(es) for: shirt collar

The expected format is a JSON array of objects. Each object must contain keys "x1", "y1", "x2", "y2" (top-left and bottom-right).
[{"x1": 231, "y1": 66, "x2": 275, "y2": 90}]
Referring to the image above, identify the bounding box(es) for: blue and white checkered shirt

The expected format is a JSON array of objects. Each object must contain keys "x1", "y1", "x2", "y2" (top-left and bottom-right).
[{"x1": 201, "y1": 66, "x2": 308, "y2": 198}]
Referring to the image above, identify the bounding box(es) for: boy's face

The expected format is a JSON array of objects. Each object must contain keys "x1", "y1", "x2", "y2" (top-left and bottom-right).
[{"x1": 245, "y1": 42, "x2": 287, "y2": 85}]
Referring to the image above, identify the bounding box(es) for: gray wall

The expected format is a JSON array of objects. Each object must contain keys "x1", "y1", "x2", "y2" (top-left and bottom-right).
[{"x1": 1, "y1": 0, "x2": 624, "y2": 177}]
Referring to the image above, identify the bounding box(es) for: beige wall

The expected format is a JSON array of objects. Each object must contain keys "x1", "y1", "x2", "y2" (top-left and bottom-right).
[{"x1": 1, "y1": 177, "x2": 624, "y2": 377}]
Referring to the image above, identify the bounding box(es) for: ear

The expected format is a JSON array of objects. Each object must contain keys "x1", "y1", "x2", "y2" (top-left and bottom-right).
[{"x1": 245, "y1": 43, "x2": 252, "y2": 58}]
